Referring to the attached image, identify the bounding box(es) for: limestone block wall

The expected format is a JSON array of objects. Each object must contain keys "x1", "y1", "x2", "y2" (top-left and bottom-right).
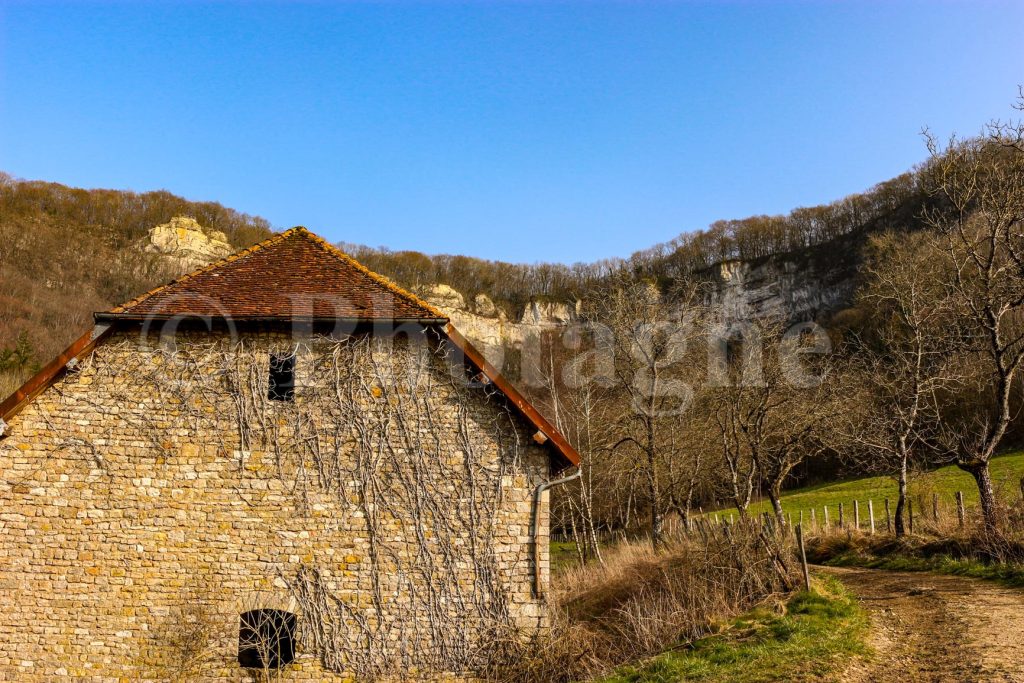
[{"x1": 0, "y1": 328, "x2": 552, "y2": 681}]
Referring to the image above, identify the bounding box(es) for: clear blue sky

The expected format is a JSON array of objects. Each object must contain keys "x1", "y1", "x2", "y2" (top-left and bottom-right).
[{"x1": 1, "y1": 2, "x2": 1021, "y2": 263}]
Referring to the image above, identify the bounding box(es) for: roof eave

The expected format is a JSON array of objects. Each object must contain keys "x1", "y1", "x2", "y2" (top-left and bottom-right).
[
  {"x1": 442, "y1": 323, "x2": 581, "y2": 471},
  {"x1": 94, "y1": 312, "x2": 450, "y2": 325},
  {"x1": 0, "y1": 323, "x2": 114, "y2": 426}
]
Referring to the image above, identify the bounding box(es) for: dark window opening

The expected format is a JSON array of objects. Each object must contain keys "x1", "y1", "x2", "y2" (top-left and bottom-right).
[
  {"x1": 238, "y1": 609, "x2": 297, "y2": 669},
  {"x1": 268, "y1": 353, "x2": 296, "y2": 402}
]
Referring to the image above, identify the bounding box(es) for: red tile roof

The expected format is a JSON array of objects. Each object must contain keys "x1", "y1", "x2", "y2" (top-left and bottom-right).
[
  {"x1": 3, "y1": 227, "x2": 579, "y2": 469},
  {"x1": 99, "y1": 227, "x2": 447, "y2": 322}
]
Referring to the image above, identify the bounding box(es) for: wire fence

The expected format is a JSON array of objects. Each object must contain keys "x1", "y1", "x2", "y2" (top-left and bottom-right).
[{"x1": 552, "y1": 489, "x2": 1004, "y2": 547}]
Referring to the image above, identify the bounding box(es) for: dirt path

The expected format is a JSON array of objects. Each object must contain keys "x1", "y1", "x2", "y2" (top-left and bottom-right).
[{"x1": 820, "y1": 565, "x2": 1024, "y2": 682}]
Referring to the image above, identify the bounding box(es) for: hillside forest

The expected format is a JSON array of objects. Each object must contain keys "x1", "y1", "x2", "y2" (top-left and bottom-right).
[{"x1": 3, "y1": 104, "x2": 1024, "y2": 556}]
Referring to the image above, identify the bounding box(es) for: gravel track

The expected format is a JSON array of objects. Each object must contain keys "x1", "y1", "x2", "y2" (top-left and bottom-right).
[{"x1": 820, "y1": 566, "x2": 1024, "y2": 682}]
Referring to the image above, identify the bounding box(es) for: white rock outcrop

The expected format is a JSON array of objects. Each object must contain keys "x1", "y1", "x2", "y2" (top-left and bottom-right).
[
  {"x1": 473, "y1": 293, "x2": 499, "y2": 318},
  {"x1": 706, "y1": 257, "x2": 853, "y2": 323},
  {"x1": 418, "y1": 285, "x2": 578, "y2": 368},
  {"x1": 423, "y1": 284, "x2": 466, "y2": 311},
  {"x1": 520, "y1": 300, "x2": 580, "y2": 326},
  {"x1": 142, "y1": 216, "x2": 233, "y2": 273}
]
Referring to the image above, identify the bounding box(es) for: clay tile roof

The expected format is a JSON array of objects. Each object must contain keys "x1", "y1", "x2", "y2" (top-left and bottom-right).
[
  {"x1": 28, "y1": 226, "x2": 578, "y2": 469},
  {"x1": 99, "y1": 227, "x2": 447, "y2": 322}
]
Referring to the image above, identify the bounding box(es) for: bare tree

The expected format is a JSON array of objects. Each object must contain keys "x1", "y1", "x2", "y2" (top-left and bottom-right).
[
  {"x1": 595, "y1": 276, "x2": 706, "y2": 547},
  {"x1": 700, "y1": 378, "x2": 758, "y2": 518},
  {"x1": 924, "y1": 105, "x2": 1024, "y2": 531},
  {"x1": 839, "y1": 231, "x2": 959, "y2": 535},
  {"x1": 538, "y1": 335, "x2": 609, "y2": 566},
  {"x1": 703, "y1": 320, "x2": 834, "y2": 525}
]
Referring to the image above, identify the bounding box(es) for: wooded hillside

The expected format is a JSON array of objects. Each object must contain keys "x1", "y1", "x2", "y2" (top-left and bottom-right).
[
  {"x1": 0, "y1": 162, "x2": 936, "y2": 397},
  {"x1": 0, "y1": 174, "x2": 273, "y2": 395},
  {"x1": 346, "y1": 169, "x2": 934, "y2": 313}
]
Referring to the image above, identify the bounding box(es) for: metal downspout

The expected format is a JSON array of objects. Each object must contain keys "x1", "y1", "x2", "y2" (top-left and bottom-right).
[{"x1": 531, "y1": 468, "x2": 581, "y2": 599}]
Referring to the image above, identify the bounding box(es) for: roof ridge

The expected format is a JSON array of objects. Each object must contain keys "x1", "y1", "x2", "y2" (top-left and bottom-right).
[
  {"x1": 300, "y1": 231, "x2": 447, "y2": 319},
  {"x1": 108, "y1": 227, "x2": 304, "y2": 314}
]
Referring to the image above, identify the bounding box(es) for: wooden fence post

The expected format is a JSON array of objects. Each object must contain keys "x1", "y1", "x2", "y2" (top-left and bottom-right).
[
  {"x1": 933, "y1": 493, "x2": 939, "y2": 522},
  {"x1": 884, "y1": 498, "x2": 891, "y2": 533},
  {"x1": 956, "y1": 491, "x2": 965, "y2": 529},
  {"x1": 839, "y1": 502, "x2": 845, "y2": 529},
  {"x1": 868, "y1": 499, "x2": 875, "y2": 535},
  {"x1": 824, "y1": 506, "x2": 830, "y2": 530},
  {"x1": 810, "y1": 508, "x2": 817, "y2": 531},
  {"x1": 796, "y1": 524, "x2": 811, "y2": 592},
  {"x1": 853, "y1": 500, "x2": 860, "y2": 531}
]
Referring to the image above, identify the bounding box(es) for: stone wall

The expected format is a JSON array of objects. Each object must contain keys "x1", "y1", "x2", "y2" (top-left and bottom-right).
[{"x1": 0, "y1": 328, "x2": 551, "y2": 681}]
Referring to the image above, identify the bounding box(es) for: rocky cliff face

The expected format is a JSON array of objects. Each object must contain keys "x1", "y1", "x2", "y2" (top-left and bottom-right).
[
  {"x1": 419, "y1": 250, "x2": 854, "y2": 366},
  {"x1": 136, "y1": 219, "x2": 853, "y2": 350},
  {"x1": 418, "y1": 284, "x2": 579, "y2": 364},
  {"x1": 141, "y1": 216, "x2": 234, "y2": 274},
  {"x1": 704, "y1": 254, "x2": 855, "y2": 323}
]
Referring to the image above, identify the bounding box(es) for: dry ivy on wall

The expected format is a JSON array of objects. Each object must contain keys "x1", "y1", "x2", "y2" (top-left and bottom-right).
[{"x1": 42, "y1": 329, "x2": 535, "y2": 680}]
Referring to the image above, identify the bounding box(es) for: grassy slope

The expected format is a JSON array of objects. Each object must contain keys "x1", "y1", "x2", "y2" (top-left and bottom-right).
[
  {"x1": 599, "y1": 577, "x2": 868, "y2": 683},
  {"x1": 708, "y1": 451, "x2": 1024, "y2": 521}
]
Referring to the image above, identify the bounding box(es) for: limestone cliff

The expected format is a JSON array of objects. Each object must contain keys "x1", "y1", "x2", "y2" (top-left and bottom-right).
[
  {"x1": 703, "y1": 254, "x2": 855, "y2": 323},
  {"x1": 418, "y1": 284, "x2": 579, "y2": 363},
  {"x1": 419, "y1": 247, "x2": 854, "y2": 363},
  {"x1": 141, "y1": 216, "x2": 234, "y2": 274},
  {"x1": 135, "y1": 220, "x2": 853, "y2": 348}
]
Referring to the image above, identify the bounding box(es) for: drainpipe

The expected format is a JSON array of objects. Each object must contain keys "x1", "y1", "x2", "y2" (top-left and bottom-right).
[{"x1": 531, "y1": 468, "x2": 581, "y2": 599}]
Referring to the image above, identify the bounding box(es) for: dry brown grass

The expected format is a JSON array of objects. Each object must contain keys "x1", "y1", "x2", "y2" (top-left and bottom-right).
[
  {"x1": 806, "y1": 517, "x2": 1024, "y2": 570},
  {"x1": 487, "y1": 523, "x2": 798, "y2": 682}
]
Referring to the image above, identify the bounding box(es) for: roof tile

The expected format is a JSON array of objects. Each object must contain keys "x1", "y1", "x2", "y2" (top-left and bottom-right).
[{"x1": 102, "y1": 227, "x2": 446, "y2": 321}]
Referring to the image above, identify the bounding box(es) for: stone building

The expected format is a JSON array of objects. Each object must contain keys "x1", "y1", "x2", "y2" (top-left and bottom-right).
[{"x1": 0, "y1": 228, "x2": 579, "y2": 681}]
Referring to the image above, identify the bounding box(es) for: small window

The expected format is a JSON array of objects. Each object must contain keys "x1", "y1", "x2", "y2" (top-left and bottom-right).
[
  {"x1": 238, "y1": 609, "x2": 297, "y2": 669},
  {"x1": 268, "y1": 353, "x2": 296, "y2": 402}
]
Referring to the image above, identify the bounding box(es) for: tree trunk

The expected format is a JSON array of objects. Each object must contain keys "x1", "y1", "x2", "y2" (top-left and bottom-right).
[
  {"x1": 894, "y1": 459, "x2": 908, "y2": 537},
  {"x1": 648, "y1": 450, "x2": 663, "y2": 549},
  {"x1": 769, "y1": 486, "x2": 785, "y2": 527},
  {"x1": 962, "y1": 460, "x2": 999, "y2": 533}
]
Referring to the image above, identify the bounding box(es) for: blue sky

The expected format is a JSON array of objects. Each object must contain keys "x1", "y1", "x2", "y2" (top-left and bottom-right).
[{"x1": 1, "y1": 2, "x2": 1021, "y2": 263}]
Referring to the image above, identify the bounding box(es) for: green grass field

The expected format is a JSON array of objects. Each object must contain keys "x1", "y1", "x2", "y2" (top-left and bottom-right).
[
  {"x1": 706, "y1": 451, "x2": 1024, "y2": 523},
  {"x1": 599, "y1": 576, "x2": 868, "y2": 683}
]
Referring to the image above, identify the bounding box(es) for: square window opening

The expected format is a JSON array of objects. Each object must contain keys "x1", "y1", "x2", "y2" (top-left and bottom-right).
[{"x1": 268, "y1": 353, "x2": 296, "y2": 402}]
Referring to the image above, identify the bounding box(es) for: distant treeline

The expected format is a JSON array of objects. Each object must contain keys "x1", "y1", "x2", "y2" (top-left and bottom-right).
[
  {"x1": 0, "y1": 173, "x2": 272, "y2": 248},
  {"x1": 346, "y1": 169, "x2": 931, "y2": 314}
]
